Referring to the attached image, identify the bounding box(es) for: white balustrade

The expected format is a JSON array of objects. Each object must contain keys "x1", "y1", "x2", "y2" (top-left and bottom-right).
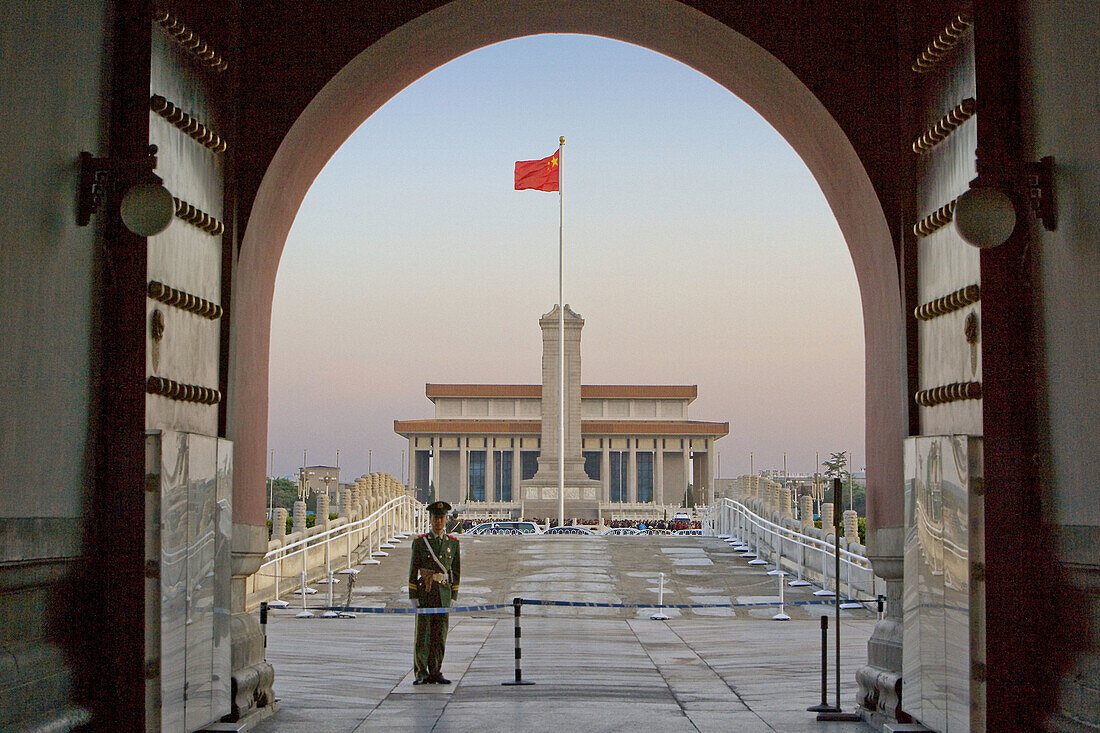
[
  {"x1": 247, "y1": 495, "x2": 426, "y2": 611},
  {"x1": 705, "y1": 498, "x2": 882, "y2": 602}
]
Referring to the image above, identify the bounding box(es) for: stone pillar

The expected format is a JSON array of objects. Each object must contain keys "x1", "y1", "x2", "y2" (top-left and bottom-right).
[
  {"x1": 511, "y1": 447, "x2": 521, "y2": 502},
  {"x1": 627, "y1": 439, "x2": 637, "y2": 503},
  {"x1": 339, "y1": 487, "x2": 353, "y2": 519},
  {"x1": 407, "y1": 441, "x2": 415, "y2": 494},
  {"x1": 316, "y1": 494, "x2": 329, "y2": 527},
  {"x1": 781, "y1": 485, "x2": 793, "y2": 520},
  {"x1": 272, "y1": 507, "x2": 288, "y2": 540},
  {"x1": 821, "y1": 503, "x2": 835, "y2": 536},
  {"x1": 682, "y1": 445, "x2": 691, "y2": 505},
  {"x1": 485, "y1": 440, "x2": 495, "y2": 502},
  {"x1": 459, "y1": 439, "x2": 468, "y2": 502},
  {"x1": 800, "y1": 494, "x2": 815, "y2": 530},
  {"x1": 601, "y1": 440, "x2": 610, "y2": 503},
  {"x1": 528, "y1": 304, "x2": 596, "y2": 488},
  {"x1": 706, "y1": 443, "x2": 717, "y2": 505},
  {"x1": 354, "y1": 479, "x2": 365, "y2": 518},
  {"x1": 230, "y1": 522, "x2": 276, "y2": 721},
  {"x1": 655, "y1": 444, "x2": 665, "y2": 507},
  {"x1": 857, "y1": 553, "x2": 904, "y2": 726},
  {"x1": 432, "y1": 444, "x2": 441, "y2": 502},
  {"x1": 292, "y1": 500, "x2": 307, "y2": 534},
  {"x1": 843, "y1": 509, "x2": 858, "y2": 542}
]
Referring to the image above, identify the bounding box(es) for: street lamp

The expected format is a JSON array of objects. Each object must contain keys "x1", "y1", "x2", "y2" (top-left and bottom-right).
[
  {"x1": 320, "y1": 473, "x2": 335, "y2": 510},
  {"x1": 298, "y1": 467, "x2": 315, "y2": 502}
]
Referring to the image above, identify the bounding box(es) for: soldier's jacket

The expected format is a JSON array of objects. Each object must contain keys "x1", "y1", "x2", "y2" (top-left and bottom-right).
[{"x1": 408, "y1": 531, "x2": 461, "y2": 607}]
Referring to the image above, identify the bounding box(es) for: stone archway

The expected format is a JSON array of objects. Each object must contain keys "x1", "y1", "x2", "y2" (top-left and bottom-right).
[
  {"x1": 228, "y1": 0, "x2": 904, "y2": 719},
  {"x1": 232, "y1": 0, "x2": 903, "y2": 535}
]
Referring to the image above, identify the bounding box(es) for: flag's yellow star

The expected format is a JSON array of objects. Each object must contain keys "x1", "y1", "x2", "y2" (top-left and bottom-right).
[{"x1": 548, "y1": 156, "x2": 558, "y2": 169}]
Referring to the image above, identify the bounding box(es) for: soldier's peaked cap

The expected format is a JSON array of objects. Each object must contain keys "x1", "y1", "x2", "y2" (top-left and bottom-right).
[{"x1": 428, "y1": 500, "x2": 452, "y2": 516}]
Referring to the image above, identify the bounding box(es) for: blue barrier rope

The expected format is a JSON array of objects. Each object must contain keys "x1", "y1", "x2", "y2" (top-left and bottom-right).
[
  {"x1": 516, "y1": 598, "x2": 873, "y2": 609},
  {"x1": 307, "y1": 597, "x2": 878, "y2": 615},
  {"x1": 321, "y1": 604, "x2": 513, "y2": 615}
]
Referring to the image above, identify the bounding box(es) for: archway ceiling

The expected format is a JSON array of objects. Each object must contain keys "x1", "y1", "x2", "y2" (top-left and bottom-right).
[{"x1": 235, "y1": 0, "x2": 904, "y2": 256}]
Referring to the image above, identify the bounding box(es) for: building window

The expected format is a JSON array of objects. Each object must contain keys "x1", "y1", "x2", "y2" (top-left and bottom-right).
[
  {"x1": 636, "y1": 452, "x2": 653, "y2": 503},
  {"x1": 521, "y1": 450, "x2": 539, "y2": 480},
  {"x1": 609, "y1": 451, "x2": 627, "y2": 503},
  {"x1": 494, "y1": 450, "x2": 513, "y2": 501},
  {"x1": 583, "y1": 451, "x2": 601, "y2": 481},
  {"x1": 468, "y1": 451, "x2": 485, "y2": 501}
]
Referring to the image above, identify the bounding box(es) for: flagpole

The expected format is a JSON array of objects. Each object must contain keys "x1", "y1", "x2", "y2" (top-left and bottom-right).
[{"x1": 557, "y1": 135, "x2": 565, "y2": 528}]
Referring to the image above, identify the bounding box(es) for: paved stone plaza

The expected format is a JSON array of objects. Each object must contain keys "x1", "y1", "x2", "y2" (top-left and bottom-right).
[{"x1": 249, "y1": 535, "x2": 875, "y2": 732}]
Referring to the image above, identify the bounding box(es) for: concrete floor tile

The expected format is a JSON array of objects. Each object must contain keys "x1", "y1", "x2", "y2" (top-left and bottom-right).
[{"x1": 250, "y1": 535, "x2": 876, "y2": 733}]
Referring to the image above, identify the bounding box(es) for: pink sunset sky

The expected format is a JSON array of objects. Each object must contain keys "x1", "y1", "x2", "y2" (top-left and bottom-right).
[{"x1": 267, "y1": 34, "x2": 865, "y2": 483}]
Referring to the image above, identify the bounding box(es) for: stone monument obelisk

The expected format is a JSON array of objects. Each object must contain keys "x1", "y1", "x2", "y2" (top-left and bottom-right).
[{"x1": 521, "y1": 304, "x2": 601, "y2": 522}]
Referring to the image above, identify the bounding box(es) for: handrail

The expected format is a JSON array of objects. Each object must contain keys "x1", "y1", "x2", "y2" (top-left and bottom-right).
[
  {"x1": 260, "y1": 495, "x2": 417, "y2": 567},
  {"x1": 710, "y1": 498, "x2": 870, "y2": 568},
  {"x1": 706, "y1": 498, "x2": 881, "y2": 601},
  {"x1": 247, "y1": 494, "x2": 426, "y2": 611}
]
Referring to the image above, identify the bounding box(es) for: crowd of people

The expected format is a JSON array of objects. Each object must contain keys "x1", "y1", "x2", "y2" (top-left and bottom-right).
[
  {"x1": 602, "y1": 518, "x2": 701, "y2": 531},
  {"x1": 444, "y1": 516, "x2": 702, "y2": 533}
]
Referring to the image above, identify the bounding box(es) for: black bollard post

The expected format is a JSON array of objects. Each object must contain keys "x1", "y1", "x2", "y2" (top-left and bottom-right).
[
  {"x1": 807, "y1": 615, "x2": 835, "y2": 712},
  {"x1": 259, "y1": 601, "x2": 269, "y2": 660},
  {"x1": 502, "y1": 597, "x2": 535, "y2": 686},
  {"x1": 816, "y1": 478, "x2": 862, "y2": 721}
]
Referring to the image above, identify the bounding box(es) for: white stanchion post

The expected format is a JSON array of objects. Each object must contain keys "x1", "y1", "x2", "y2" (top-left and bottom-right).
[
  {"x1": 791, "y1": 537, "x2": 810, "y2": 587},
  {"x1": 773, "y1": 571, "x2": 790, "y2": 621},
  {"x1": 814, "y1": 537, "x2": 835, "y2": 597},
  {"x1": 322, "y1": 570, "x2": 340, "y2": 618},
  {"x1": 297, "y1": 569, "x2": 313, "y2": 618},
  {"x1": 651, "y1": 572, "x2": 670, "y2": 620}
]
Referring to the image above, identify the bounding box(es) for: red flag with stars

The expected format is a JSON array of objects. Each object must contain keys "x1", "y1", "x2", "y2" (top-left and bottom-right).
[{"x1": 514, "y1": 151, "x2": 560, "y2": 192}]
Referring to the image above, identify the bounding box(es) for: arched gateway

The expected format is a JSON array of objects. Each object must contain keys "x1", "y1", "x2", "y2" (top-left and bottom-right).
[
  {"x1": 231, "y1": 0, "x2": 907, "y2": 725},
  {"x1": 6, "y1": 1, "x2": 1092, "y2": 732}
]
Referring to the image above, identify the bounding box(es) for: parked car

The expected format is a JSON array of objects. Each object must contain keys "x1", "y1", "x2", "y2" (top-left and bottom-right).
[
  {"x1": 602, "y1": 527, "x2": 642, "y2": 536},
  {"x1": 468, "y1": 526, "x2": 522, "y2": 535},
  {"x1": 467, "y1": 521, "x2": 541, "y2": 535},
  {"x1": 543, "y1": 525, "x2": 595, "y2": 535}
]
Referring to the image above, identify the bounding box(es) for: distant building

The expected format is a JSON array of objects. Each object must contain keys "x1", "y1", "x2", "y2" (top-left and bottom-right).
[
  {"x1": 299, "y1": 465, "x2": 340, "y2": 503},
  {"x1": 395, "y1": 306, "x2": 728, "y2": 521}
]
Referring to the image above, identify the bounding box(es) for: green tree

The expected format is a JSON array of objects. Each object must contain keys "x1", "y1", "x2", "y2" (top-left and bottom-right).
[
  {"x1": 267, "y1": 477, "x2": 319, "y2": 513},
  {"x1": 822, "y1": 480, "x2": 866, "y2": 516},
  {"x1": 821, "y1": 451, "x2": 849, "y2": 483},
  {"x1": 684, "y1": 484, "x2": 695, "y2": 508},
  {"x1": 821, "y1": 451, "x2": 861, "y2": 513}
]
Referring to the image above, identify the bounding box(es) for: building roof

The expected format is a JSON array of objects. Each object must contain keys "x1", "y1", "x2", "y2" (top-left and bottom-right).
[
  {"x1": 393, "y1": 418, "x2": 728, "y2": 438},
  {"x1": 424, "y1": 384, "x2": 698, "y2": 401}
]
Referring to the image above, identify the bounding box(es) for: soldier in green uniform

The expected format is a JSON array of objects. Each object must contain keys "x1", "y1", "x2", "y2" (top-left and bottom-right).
[{"x1": 408, "y1": 500, "x2": 461, "y2": 684}]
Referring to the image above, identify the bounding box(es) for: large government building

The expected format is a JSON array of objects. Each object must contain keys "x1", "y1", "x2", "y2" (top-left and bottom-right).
[{"x1": 395, "y1": 306, "x2": 729, "y2": 521}]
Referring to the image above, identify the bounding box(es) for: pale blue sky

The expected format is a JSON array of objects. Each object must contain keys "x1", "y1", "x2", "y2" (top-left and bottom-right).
[{"x1": 269, "y1": 34, "x2": 865, "y2": 482}]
